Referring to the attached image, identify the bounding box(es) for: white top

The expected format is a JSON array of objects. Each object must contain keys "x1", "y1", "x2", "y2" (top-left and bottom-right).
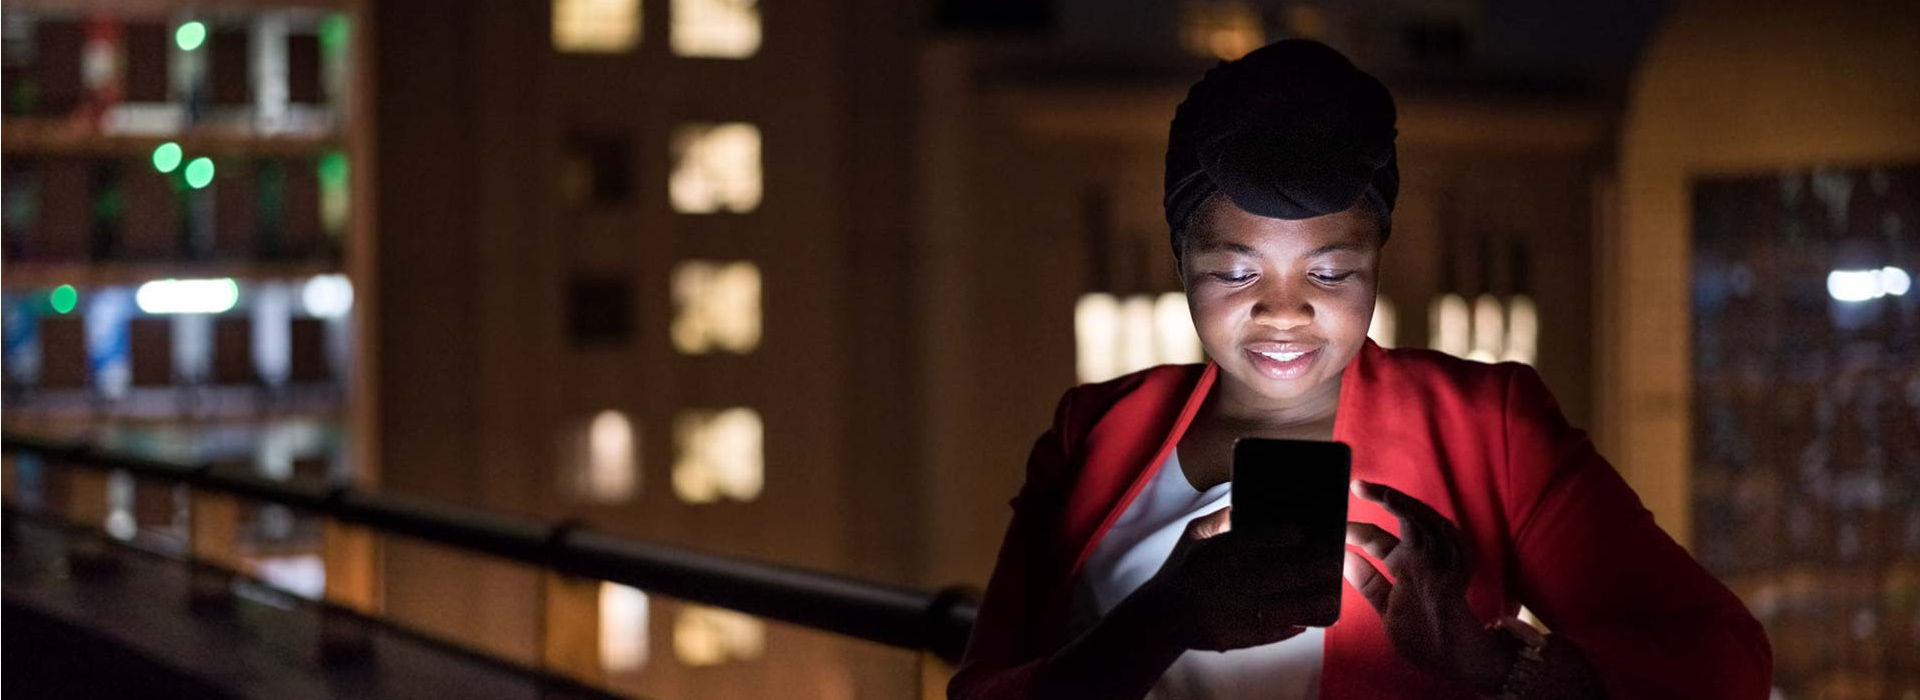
[{"x1": 1067, "y1": 447, "x2": 1325, "y2": 700}]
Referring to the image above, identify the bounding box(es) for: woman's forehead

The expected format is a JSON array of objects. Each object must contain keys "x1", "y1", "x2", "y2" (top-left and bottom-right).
[{"x1": 1188, "y1": 202, "x2": 1378, "y2": 257}]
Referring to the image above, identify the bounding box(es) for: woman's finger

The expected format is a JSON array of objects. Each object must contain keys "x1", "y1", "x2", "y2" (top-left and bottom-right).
[
  {"x1": 1184, "y1": 505, "x2": 1232, "y2": 540},
  {"x1": 1352, "y1": 480, "x2": 1428, "y2": 549},
  {"x1": 1353, "y1": 481, "x2": 1463, "y2": 567},
  {"x1": 1344, "y1": 521, "x2": 1400, "y2": 560},
  {"x1": 1342, "y1": 549, "x2": 1392, "y2": 614}
]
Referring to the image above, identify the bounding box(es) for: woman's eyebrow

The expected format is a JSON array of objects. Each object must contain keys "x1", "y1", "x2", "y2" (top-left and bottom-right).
[
  {"x1": 1303, "y1": 241, "x2": 1366, "y2": 257},
  {"x1": 1192, "y1": 241, "x2": 1259, "y2": 255}
]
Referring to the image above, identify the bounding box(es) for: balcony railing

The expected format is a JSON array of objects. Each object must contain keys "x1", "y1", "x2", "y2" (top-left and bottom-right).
[{"x1": 0, "y1": 433, "x2": 980, "y2": 700}]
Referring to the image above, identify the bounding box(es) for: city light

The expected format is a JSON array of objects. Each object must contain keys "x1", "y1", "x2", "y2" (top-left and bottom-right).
[
  {"x1": 1368, "y1": 295, "x2": 1397, "y2": 347},
  {"x1": 151, "y1": 142, "x2": 183, "y2": 173},
  {"x1": 176, "y1": 21, "x2": 207, "y2": 51},
  {"x1": 185, "y1": 157, "x2": 216, "y2": 189},
  {"x1": 599, "y1": 583, "x2": 650, "y2": 673},
  {"x1": 669, "y1": 123, "x2": 762, "y2": 214},
  {"x1": 1429, "y1": 294, "x2": 1471, "y2": 358},
  {"x1": 588, "y1": 410, "x2": 637, "y2": 502},
  {"x1": 300, "y1": 274, "x2": 354, "y2": 317},
  {"x1": 49, "y1": 284, "x2": 78, "y2": 314},
  {"x1": 553, "y1": 0, "x2": 639, "y2": 53},
  {"x1": 670, "y1": 261, "x2": 762, "y2": 354},
  {"x1": 1828, "y1": 266, "x2": 1911, "y2": 302},
  {"x1": 672, "y1": 408, "x2": 764, "y2": 504},
  {"x1": 135, "y1": 278, "x2": 240, "y2": 314},
  {"x1": 673, "y1": 605, "x2": 765, "y2": 666},
  {"x1": 672, "y1": 0, "x2": 762, "y2": 58}
]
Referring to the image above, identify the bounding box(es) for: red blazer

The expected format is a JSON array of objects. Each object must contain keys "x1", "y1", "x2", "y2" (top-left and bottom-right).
[{"x1": 950, "y1": 341, "x2": 1772, "y2": 700}]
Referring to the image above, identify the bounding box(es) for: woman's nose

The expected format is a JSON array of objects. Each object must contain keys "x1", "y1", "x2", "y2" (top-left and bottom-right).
[{"x1": 1250, "y1": 280, "x2": 1315, "y2": 329}]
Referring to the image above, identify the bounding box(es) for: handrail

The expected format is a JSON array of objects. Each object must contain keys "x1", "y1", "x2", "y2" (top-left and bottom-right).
[{"x1": 0, "y1": 433, "x2": 980, "y2": 663}]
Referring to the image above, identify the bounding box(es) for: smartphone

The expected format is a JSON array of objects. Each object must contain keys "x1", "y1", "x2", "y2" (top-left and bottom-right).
[{"x1": 1231, "y1": 437, "x2": 1352, "y2": 627}]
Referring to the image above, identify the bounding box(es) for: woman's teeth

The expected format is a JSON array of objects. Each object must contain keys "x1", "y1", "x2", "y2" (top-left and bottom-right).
[{"x1": 1258, "y1": 351, "x2": 1305, "y2": 362}]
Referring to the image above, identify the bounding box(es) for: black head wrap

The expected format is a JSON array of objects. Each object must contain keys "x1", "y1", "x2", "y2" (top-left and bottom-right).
[{"x1": 1164, "y1": 39, "x2": 1399, "y2": 252}]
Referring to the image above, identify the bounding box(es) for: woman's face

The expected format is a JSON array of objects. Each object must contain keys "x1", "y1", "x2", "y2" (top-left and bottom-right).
[{"x1": 1179, "y1": 198, "x2": 1381, "y2": 415}]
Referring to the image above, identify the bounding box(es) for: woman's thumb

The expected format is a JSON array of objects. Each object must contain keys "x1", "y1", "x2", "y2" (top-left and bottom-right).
[{"x1": 1184, "y1": 506, "x2": 1232, "y2": 540}]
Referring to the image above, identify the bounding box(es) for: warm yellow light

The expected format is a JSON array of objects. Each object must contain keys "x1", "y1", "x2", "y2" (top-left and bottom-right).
[
  {"x1": 553, "y1": 0, "x2": 640, "y2": 53},
  {"x1": 1429, "y1": 294, "x2": 1470, "y2": 358},
  {"x1": 1180, "y1": 1, "x2": 1266, "y2": 60},
  {"x1": 669, "y1": 123, "x2": 762, "y2": 214},
  {"x1": 1368, "y1": 295, "x2": 1397, "y2": 347},
  {"x1": 1118, "y1": 296, "x2": 1156, "y2": 378},
  {"x1": 599, "y1": 583, "x2": 650, "y2": 672},
  {"x1": 1075, "y1": 292, "x2": 1206, "y2": 383},
  {"x1": 1153, "y1": 292, "x2": 1204, "y2": 364},
  {"x1": 672, "y1": 408, "x2": 763, "y2": 504},
  {"x1": 672, "y1": 0, "x2": 760, "y2": 58},
  {"x1": 671, "y1": 260, "x2": 762, "y2": 354},
  {"x1": 673, "y1": 605, "x2": 765, "y2": 666},
  {"x1": 1074, "y1": 293, "x2": 1121, "y2": 383},
  {"x1": 1469, "y1": 293, "x2": 1504, "y2": 362},
  {"x1": 1502, "y1": 295, "x2": 1538, "y2": 365},
  {"x1": 587, "y1": 410, "x2": 637, "y2": 502}
]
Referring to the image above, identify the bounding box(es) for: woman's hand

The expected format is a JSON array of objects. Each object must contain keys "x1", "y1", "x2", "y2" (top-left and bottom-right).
[
  {"x1": 1135, "y1": 506, "x2": 1342, "y2": 652},
  {"x1": 1343, "y1": 481, "x2": 1510, "y2": 692}
]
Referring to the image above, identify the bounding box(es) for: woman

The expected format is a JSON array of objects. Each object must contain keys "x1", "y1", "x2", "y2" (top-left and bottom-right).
[{"x1": 948, "y1": 40, "x2": 1771, "y2": 700}]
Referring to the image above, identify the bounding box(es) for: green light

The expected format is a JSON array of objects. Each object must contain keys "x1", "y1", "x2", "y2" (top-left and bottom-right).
[
  {"x1": 185, "y1": 157, "x2": 215, "y2": 189},
  {"x1": 151, "y1": 142, "x2": 183, "y2": 173},
  {"x1": 320, "y1": 15, "x2": 350, "y2": 53},
  {"x1": 176, "y1": 22, "x2": 207, "y2": 51},
  {"x1": 50, "y1": 285, "x2": 78, "y2": 314},
  {"x1": 317, "y1": 151, "x2": 349, "y2": 187}
]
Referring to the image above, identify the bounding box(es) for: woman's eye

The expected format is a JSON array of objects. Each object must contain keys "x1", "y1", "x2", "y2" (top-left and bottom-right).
[
  {"x1": 1310, "y1": 271, "x2": 1356, "y2": 284},
  {"x1": 1211, "y1": 271, "x2": 1256, "y2": 284}
]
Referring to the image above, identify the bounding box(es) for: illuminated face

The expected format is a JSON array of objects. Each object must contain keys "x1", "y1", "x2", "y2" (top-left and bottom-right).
[{"x1": 1179, "y1": 197, "x2": 1380, "y2": 412}]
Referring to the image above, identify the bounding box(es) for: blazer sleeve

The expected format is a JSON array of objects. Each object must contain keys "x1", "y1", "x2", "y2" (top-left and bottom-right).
[
  {"x1": 1501, "y1": 364, "x2": 1773, "y2": 700},
  {"x1": 947, "y1": 389, "x2": 1080, "y2": 700}
]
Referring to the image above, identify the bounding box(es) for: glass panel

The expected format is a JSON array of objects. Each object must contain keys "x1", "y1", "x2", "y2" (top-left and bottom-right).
[{"x1": 1691, "y1": 164, "x2": 1920, "y2": 698}]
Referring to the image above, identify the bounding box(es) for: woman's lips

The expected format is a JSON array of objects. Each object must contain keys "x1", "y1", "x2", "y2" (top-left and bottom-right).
[{"x1": 1244, "y1": 345, "x2": 1320, "y2": 380}]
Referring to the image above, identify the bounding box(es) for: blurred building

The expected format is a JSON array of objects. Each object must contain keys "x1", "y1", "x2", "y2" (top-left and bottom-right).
[
  {"x1": 1, "y1": 0, "x2": 370, "y2": 599},
  {"x1": 7, "y1": 0, "x2": 1917, "y2": 698}
]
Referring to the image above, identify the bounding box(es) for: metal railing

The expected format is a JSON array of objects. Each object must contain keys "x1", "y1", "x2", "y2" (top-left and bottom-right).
[{"x1": 0, "y1": 433, "x2": 979, "y2": 698}]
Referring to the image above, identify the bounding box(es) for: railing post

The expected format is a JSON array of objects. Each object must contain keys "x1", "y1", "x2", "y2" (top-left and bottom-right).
[
  {"x1": 1, "y1": 451, "x2": 18, "y2": 544},
  {"x1": 187, "y1": 485, "x2": 241, "y2": 609},
  {"x1": 920, "y1": 651, "x2": 957, "y2": 700},
  {"x1": 61, "y1": 463, "x2": 119, "y2": 576},
  {"x1": 319, "y1": 494, "x2": 381, "y2": 664},
  {"x1": 540, "y1": 571, "x2": 605, "y2": 685}
]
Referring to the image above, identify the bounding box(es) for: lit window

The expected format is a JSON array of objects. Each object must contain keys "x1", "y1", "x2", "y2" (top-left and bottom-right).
[
  {"x1": 673, "y1": 604, "x2": 765, "y2": 666},
  {"x1": 1152, "y1": 292, "x2": 1203, "y2": 367},
  {"x1": 1502, "y1": 295, "x2": 1538, "y2": 365},
  {"x1": 669, "y1": 123, "x2": 762, "y2": 214},
  {"x1": 1428, "y1": 294, "x2": 1470, "y2": 358},
  {"x1": 672, "y1": 0, "x2": 760, "y2": 58},
  {"x1": 1074, "y1": 292, "x2": 1205, "y2": 384},
  {"x1": 252, "y1": 554, "x2": 327, "y2": 600},
  {"x1": 1430, "y1": 293, "x2": 1537, "y2": 365},
  {"x1": 1179, "y1": 1, "x2": 1265, "y2": 61},
  {"x1": 568, "y1": 410, "x2": 638, "y2": 502},
  {"x1": 1469, "y1": 293, "x2": 1503, "y2": 362},
  {"x1": 671, "y1": 261, "x2": 761, "y2": 354},
  {"x1": 672, "y1": 408, "x2": 763, "y2": 504},
  {"x1": 135, "y1": 278, "x2": 240, "y2": 314},
  {"x1": 106, "y1": 470, "x2": 137, "y2": 540},
  {"x1": 600, "y1": 583, "x2": 650, "y2": 673},
  {"x1": 301, "y1": 274, "x2": 353, "y2": 318},
  {"x1": 554, "y1": 0, "x2": 640, "y2": 53},
  {"x1": 1368, "y1": 295, "x2": 1397, "y2": 347}
]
